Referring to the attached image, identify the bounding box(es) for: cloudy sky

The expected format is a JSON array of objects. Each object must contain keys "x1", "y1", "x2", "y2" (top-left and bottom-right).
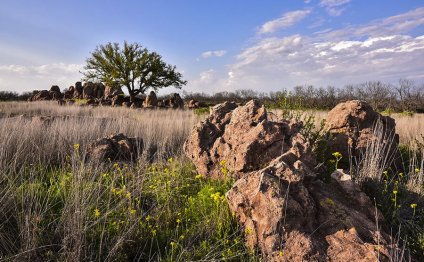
[{"x1": 0, "y1": 0, "x2": 423, "y2": 94}]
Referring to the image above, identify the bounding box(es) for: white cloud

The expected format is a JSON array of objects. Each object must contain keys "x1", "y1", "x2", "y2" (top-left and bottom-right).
[
  {"x1": 188, "y1": 69, "x2": 220, "y2": 90},
  {"x1": 258, "y1": 9, "x2": 312, "y2": 34},
  {"x1": 0, "y1": 63, "x2": 84, "y2": 93},
  {"x1": 183, "y1": 7, "x2": 424, "y2": 94},
  {"x1": 200, "y1": 50, "x2": 227, "y2": 59},
  {"x1": 199, "y1": 69, "x2": 216, "y2": 84},
  {"x1": 321, "y1": 7, "x2": 424, "y2": 41},
  {"x1": 320, "y1": 0, "x2": 350, "y2": 16},
  {"x1": 223, "y1": 34, "x2": 424, "y2": 91}
]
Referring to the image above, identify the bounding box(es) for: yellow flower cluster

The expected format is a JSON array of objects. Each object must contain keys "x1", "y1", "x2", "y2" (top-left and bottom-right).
[{"x1": 210, "y1": 192, "x2": 225, "y2": 203}]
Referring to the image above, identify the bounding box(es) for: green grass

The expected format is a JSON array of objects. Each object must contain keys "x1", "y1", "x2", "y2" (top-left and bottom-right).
[
  {"x1": 193, "y1": 107, "x2": 210, "y2": 116},
  {"x1": 0, "y1": 155, "x2": 255, "y2": 261}
]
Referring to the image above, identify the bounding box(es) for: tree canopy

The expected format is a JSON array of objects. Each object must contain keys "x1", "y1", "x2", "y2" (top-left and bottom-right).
[{"x1": 82, "y1": 42, "x2": 186, "y2": 101}]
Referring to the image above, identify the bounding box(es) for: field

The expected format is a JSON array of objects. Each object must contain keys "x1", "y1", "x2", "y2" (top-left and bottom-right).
[{"x1": 0, "y1": 101, "x2": 423, "y2": 261}]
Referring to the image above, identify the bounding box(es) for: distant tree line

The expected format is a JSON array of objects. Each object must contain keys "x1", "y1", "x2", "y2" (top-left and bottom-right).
[
  {"x1": 183, "y1": 79, "x2": 424, "y2": 112},
  {"x1": 2, "y1": 79, "x2": 423, "y2": 112},
  {"x1": 0, "y1": 91, "x2": 32, "y2": 101}
]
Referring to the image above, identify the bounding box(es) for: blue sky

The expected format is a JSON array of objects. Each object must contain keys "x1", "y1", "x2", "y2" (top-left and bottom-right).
[{"x1": 1, "y1": 0, "x2": 423, "y2": 94}]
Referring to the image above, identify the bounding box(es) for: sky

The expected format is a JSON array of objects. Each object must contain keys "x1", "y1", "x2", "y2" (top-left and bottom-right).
[{"x1": 0, "y1": 0, "x2": 423, "y2": 95}]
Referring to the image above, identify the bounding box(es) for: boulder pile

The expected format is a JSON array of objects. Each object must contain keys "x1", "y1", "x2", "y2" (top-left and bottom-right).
[
  {"x1": 184, "y1": 100, "x2": 394, "y2": 261},
  {"x1": 29, "y1": 83, "x2": 202, "y2": 110}
]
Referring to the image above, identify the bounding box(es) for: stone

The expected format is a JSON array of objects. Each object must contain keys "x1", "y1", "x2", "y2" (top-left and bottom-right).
[
  {"x1": 49, "y1": 85, "x2": 60, "y2": 93},
  {"x1": 104, "y1": 85, "x2": 124, "y2": 98},
  {"x1": 30, "y1": 90, "x2": 51, "y2": 101},
  {"x1": 184, "y1": 100, "x2": 312, "y2": 178},
  {"x1": 325, "y1": 100, "x2": 401, "y2": 170},
  {"x1": 144, "y1": 91, "x2": 158, "y2": 107},
  {"x1": 130, "y1": 102, "x2": 142, "y2": 109},
  {"x1": 99, "y1": 99, "x2": 112, "y2": 106},
  {"x1": 49, "y1": 90, "x2": 63, "y2": 100},
  {"x1": 94, "y1": 83, "x2": 105, "y2": 98},
  {"x1": 187, "y1": 100, "x2": 206, "y2": 109},
  {"x1": 74, "y1": 82, "x2": 83, "y2": 98},
  {"x1": 170, "y1": 93, "x2": 184, "y2": 108},
  {"x1": 226, "y1": 158, "x2": 391, "y2": 261},
  {"x1": 111, "y1": 95, "x2": 126, "y2": 107},
  {"x1": 83, "y1": 82, "x2": 95, "y2": 99},
  {"x1": 185, "y1": 99, "x2": 394, "y2": 261},
  {"x1": 64, "y1": 86, "x2": 75, "y2": 99},
  {"x1": 86, "y1": 133, "x2": 143, "y2": 163}
]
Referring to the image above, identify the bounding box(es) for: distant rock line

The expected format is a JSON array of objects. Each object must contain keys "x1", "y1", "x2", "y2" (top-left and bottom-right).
[{"x1": 28, "y1": 82, "x2": 207, "y2": 109}]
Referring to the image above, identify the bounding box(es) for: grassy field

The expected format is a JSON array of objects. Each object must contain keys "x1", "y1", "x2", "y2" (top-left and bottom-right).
[{"x1": 0, "y1": 101, "x2": 423, "y2": 261}]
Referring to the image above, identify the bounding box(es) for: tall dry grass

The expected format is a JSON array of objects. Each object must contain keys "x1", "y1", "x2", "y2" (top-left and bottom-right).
[
  {"x1": 0, "y1": 101, "x2": 199, "y2": 169},
  {"x1": 270, "y1": 109, "x2": 423, "y2": 144},
  {"x1": 0, "y1": 102, "x2": 250, "y2": 261},
  {"x1": 1, "y1": 101, "x2": 422, "y2": 260}
]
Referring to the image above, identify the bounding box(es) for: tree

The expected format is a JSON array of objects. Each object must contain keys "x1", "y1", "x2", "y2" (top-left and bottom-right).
[{"x1": 83, "y1": 42, "x2": 187, "y2": 102}]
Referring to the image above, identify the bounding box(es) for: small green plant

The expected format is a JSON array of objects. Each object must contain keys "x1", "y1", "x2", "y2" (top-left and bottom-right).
[
  {"x1": 332, "y1": 152, "x2": 343, "y2": 170},
  {"x1": 401, "y1": 110, "x2": 414, "y2": 117},
  {"x1": 193, "y1": 107, "x2": 210, "y2": 116},
  {"x1": 380, "y1": 107, "x2": 394, "y2": 116}
]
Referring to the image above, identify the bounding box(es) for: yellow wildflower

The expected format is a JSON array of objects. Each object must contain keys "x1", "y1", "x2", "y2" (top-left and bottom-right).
[{"x1": 94, "y1": 208, "x2": 101, "y2": 218}]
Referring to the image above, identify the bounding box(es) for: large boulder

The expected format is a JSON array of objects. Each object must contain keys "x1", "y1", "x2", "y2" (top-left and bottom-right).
[
  {"x1": 30, "y1": 90, "x2": 51, "y2": 101},
  {"x1": 86, "y1": 133, "x2": 142, "y2": 162},
  {"x1": 104, "y1": 85, "x2": 124, "y2": 98},
  {"x1": 49, "y1": 90, "x2": 63, "y2": 100},
  {"x1": 226, "y1": 164, "x2": 390, "y2": 261},
  {"x1": 94, "y1": 83, "x2": 105, "y2": 98},
  {"x1": 325, "y1": 100, "x2": 401, "y2": 170},
  {"x1": 184, "y1": 100, "x2": 313, "y2": 178},
  {"x1": 74, "y1": 82, "x2": 83, "y2": 99},
  {"x1": 111, "y1": 95, "x2": 127, "y2": 107},
  {"x1": 64, "y1": 86, "x2": 75, "y2": 99},
  {"x1": 144, "y1": 91, "x2": 158, "y2": 107},
  {"x1": 187, "y1": 100, "x2": 206, "y2": 109},
  {"x1": 169, "y1": 93, "x2": 184, "y2": 109},
  {"x1": 185, "y1": 99, "x2": 393, "y2": 261},
  {"x1": 49, "y1": 85, "x2": 60, "y2": 93},
  {"x1": 83, "y1": 82, "x2": 95, "y2": 99}
]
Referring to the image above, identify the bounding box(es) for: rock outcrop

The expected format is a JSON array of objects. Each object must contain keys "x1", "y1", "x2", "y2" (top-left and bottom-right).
[
  {"x1": 49, "y1": 85, "x2": 60, "y2": 93},
  {"x1": 82, "y1": 82, "x2": 105, "y2": 99},
  {"x1": 168, "y1": 93, "x2": 184, "y2": 109},
  {"x1": 86, "y1": 133, "x2": 142, "y2": 162},
  {"x1": 144, "y1": 91, "x2": 158, "y2": 107},
  {"x1": 187, "y1": 100, "x2": 207, "y2": 109},
  {"x1": 29, "y1": 83, "x2": 188, "y2": 111},
  {"x1": 184, "y1": 100, "x2": 393, "y2": 261},
  {"x1": 30, "y1": 90, "x2": 52, "y2": 101},
  {"x1": 104, "y1": 85, "x2": 124, "y2": 98},
  {"x1": 227, "y1": 163, "x2": 390, "y2": 261},
  {"x1": 325, "y1": 100, "x2": 401, "y2": 170},
  {"x1": 184, "y1": 100, "x2": 312, "y2": 178},
  {"x1": 74, "y1": 82, "x2": 83, "y2": 99}
]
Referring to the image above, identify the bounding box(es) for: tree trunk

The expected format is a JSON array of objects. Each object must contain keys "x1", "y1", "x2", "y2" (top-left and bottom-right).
[{"x1": 129, "y1": 90, "x2": 135, "y2": 103}]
